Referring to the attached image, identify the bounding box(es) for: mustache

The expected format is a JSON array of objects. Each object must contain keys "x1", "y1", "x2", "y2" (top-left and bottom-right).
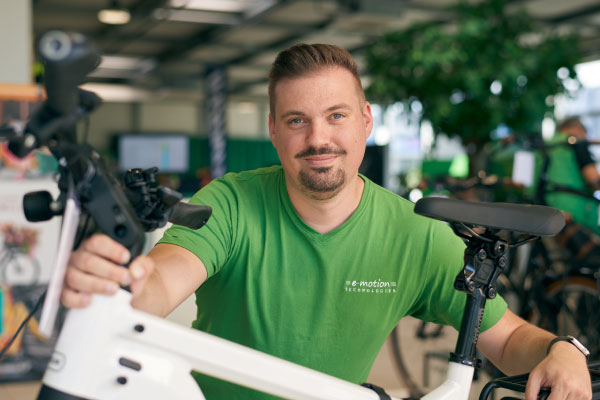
[{"x1": 295, "y1": 146, "x2": 346, "y2": 159}]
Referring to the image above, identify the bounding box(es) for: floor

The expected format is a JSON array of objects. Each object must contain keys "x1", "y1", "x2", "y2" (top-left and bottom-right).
[{"x1": 0, "y1": 312, "x2": 521, "y2": 400}]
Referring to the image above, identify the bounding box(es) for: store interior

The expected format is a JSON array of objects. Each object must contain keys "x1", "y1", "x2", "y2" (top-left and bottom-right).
[{"x1": 2, "y1": 1, "x2": 600, "y2": 399}]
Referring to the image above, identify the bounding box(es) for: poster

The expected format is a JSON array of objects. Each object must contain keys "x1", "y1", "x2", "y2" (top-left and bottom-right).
[{"x1": 0, "y1": 178, "x2": 62, "y2": 382}]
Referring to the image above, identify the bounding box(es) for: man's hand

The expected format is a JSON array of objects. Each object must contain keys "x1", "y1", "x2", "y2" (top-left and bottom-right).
[
  {"x1": 61, "y1": 233, "x2": 155, "y2": 308},
  {"x1": 479, "y1": 310, "x2": 592, "y2": 400},
  {"x1": 525, "y1": 341, "x2": 591, "y2": 400}
]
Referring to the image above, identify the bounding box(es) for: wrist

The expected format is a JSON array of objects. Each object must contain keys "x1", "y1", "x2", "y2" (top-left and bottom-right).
[{"x1": 546, "y1": 335, "x2": 590, "y2": 359}]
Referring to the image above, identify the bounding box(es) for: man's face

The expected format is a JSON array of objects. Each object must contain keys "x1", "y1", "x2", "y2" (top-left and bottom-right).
[{"x1": 268, "y1": 67, "x2": 373, "y2": 200}]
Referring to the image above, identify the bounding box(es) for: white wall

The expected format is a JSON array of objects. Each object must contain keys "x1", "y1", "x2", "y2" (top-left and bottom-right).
[
  {"x1": 0, "y1": 0, "x2": 32, "y2": 84},
  {"x1": 86, "y1": 102, "x2": 133, "y2": 150},
  {"x1": 226, "y1": 100, "x2": 270, "y2": 138},
  {"x1": 140, "y1": 101, "x2": 201, "y2": 133},
  {"x1": 82, "y1": 97, "x2": 270, "y2": 153}
]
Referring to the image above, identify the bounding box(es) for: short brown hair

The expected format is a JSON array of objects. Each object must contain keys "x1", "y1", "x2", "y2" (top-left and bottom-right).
[
  {"x1": 268, "y1": 43, "x2": 364, "y2": 116},
  {"x1": 557, "y1": 116, "x2": 586, "y2": 133}
]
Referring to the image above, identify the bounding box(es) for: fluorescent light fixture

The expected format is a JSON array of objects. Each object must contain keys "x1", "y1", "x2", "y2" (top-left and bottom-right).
[
  {"x1": 80, "y1": 83, "x2": 150, "y2": 102},
  {"x1": 168, "y1": 0, "x2": 276, "y2": 17},
  {"x1": 88, "y1": 55, "x2": 156, "y2": 79},
  {"x1": 98, "y1": 1, "x2": 131, "y2": 25},
  {"x1": 170, "y1": 0, "x2": 250, "y2": 13},
  {"x1": 99, "y1": 55, "x2": 156, "y2": 72},
  {"x1": 154, "y1": 9, "x2": 240, "y2": 24}
]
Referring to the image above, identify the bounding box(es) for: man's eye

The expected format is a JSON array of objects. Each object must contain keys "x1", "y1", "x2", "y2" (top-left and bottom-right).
[
  {"x1": 332, "y1": 113, "x2": 343, "y2": 120},
  {"x1": 289, "y1": 118, "x2": 303, "y2": 124}
]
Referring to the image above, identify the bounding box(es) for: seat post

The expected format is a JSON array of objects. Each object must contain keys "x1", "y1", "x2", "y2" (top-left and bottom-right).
[{"x1": 450, "y1": 234, "x2": 509, "y2": 367}]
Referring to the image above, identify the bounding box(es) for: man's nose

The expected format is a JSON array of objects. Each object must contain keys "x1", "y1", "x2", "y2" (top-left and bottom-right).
[{"x1": 306, "y1": 119, "x2": 331, "y2": 147}]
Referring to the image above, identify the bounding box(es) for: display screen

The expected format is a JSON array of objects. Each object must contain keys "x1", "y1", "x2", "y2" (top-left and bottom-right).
[{"x1": 118, "y1": 135, "x2": 189, "y2": 173}]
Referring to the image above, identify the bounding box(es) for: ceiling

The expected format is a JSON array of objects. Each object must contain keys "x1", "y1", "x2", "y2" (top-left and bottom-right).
[{"x1": 32, "y1": 0, "x2": 600, "y2": 101}]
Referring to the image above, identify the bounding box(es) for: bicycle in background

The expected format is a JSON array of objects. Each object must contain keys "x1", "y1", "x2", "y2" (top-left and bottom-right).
[
  {"x1": 391, "y1": 166, "x2": 600, "y2": 396},
  {"x1": 0, "y1": 224, "x2": 41, "y2": 285}
]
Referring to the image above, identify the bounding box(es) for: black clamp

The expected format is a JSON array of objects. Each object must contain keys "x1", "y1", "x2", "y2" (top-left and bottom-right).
[{"x1": 361, "y1": 383, "x2": 393, "y2": 400}]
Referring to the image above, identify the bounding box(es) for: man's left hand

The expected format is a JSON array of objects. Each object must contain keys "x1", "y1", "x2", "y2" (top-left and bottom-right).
[{"x1": 525, "y1": 341, "x2": 591, "y2": 400}]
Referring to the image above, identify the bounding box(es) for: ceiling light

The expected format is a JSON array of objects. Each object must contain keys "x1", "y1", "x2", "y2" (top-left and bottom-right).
[
  {"x1": 168, "y1": 0, "x2": 276, "y2": 17},
  {"x1": 154, "y1": 9, "x2": 240, "y2": 25},
  {"x1": 80, "y1": 83, "x2": 150, "y2": 102},
  {"x1": 99, "y1": 55, "x2": 154, "y2": 70},
  {"x1": 88, "y1": 55, "x2": 156, "y2": 79},
  {"x1": 98, "y1": 0, "x2": 131, "y2": 25},
  {"x1": 169, "y1": 0, "x2": 249, "y2": 13}
]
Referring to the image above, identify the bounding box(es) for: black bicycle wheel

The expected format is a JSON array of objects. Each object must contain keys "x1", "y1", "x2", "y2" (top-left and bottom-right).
[
  {"x1": 389, "y1": 318, "x2": 456, "y2": 397},
  {"x1": 532, "y1": 274, "x2": 600, "y2": 358},
  {"x1": 390, "y1": 325, "x2": 424, "y2": 398}
]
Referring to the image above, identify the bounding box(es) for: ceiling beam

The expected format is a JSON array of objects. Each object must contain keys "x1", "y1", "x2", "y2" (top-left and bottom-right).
[{"x1": 541, "y1": 3, "x2": 600, "y2": 24}]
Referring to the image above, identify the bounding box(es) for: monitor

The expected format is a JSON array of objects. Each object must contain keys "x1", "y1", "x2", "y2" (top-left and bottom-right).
[{"x1": 117, "y1": 134, "x2": 190, "y2": 173}]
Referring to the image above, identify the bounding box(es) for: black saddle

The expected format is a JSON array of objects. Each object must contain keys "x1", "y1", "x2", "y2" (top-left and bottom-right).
[{"x1": 414, "y1": 197, "x2": 565, "y2": 237}]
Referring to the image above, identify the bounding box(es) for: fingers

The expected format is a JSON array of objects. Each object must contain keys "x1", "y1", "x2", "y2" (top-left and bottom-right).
[
  {"x1": 61, "y1": 234, "x2": 134, "y2": 308},
  {"x1": 526, "y1": 363, "x2": 592, "y2": 400},
  {"x1": 80, "y1": 234, "x2": 131, "y2": 266},
  {"x1": 525, "y1": 369, "x2": 543, "y2": 400},
  {"x1": 129, "y1": 256, "x2": 155, "y2": 298},
  {"x1": 546, "y1": 384, "x2": 567, "y2": 400},
  {"x1": 65, "y1": 266, "x2": 120, "y2": 296},
  {"x1": 69, "y1": 249, "x2": 132, "y2": 287},
  {"x1": 61, "y1": 234, "x2": 157, "y2": 309},
  {"x1": 61, "y1": 287, "x2": 91, "y2": 308}
]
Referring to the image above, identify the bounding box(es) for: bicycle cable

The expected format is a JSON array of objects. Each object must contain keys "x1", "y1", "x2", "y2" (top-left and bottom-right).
[
  {"x1": 0, "y1": 288, "x2": 46, "y2": 361},
  {"x1": 0, "y1": 213, "x2": 91, "y2": 361}
]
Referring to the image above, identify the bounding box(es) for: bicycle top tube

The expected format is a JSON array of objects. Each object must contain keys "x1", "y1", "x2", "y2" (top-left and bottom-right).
[{"x1": 414, "y1": 197, "x2": 565, "y2": 237}]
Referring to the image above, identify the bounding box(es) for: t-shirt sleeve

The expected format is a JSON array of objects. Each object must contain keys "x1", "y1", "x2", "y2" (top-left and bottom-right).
[
  {"x1": 573, "y1": 142, "x2": 595, "y2": 169},
  {"x1": 409, "y1": 220, "x2": 508, "y2": 333},
  {"x1": 157, "y1": 178, "x2": 238, "y2": 278}
]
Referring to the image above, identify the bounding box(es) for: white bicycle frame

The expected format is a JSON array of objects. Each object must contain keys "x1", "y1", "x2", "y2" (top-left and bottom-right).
[{"x1": 38, "y1": 198, "x2": 475, "y2": 400}]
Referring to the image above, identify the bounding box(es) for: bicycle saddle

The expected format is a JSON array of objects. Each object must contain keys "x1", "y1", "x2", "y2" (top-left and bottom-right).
[{"x1": 414, "y1": 197, "x2": 565, "y2": 236}]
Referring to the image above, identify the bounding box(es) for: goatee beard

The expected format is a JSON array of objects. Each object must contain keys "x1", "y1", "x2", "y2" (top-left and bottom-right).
[
  {"x1": 295, "y1": 145, "x2": 347, "y2": 200},
  {"x1": 299, "y1": 167, "x2": 345, "y2": 200}
]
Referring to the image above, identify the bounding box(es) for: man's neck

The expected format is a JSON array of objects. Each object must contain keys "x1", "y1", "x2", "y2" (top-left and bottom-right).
[{"x1": 285, "y1": 174, "x2": 365, "y2": 234}]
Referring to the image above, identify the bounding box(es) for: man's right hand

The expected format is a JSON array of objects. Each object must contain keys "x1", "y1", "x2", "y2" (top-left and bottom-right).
[{"x1": 61, "y1": 233, "x2": 155, "y2": 308}]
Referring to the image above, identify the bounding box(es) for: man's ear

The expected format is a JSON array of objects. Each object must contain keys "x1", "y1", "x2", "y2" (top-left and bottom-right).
[
  {"x1": 363, "y1": 102, "x2": 373, "y2": 140},
  {"x1": 268, "y1": 113, "x2": 277, "y2": 145}
]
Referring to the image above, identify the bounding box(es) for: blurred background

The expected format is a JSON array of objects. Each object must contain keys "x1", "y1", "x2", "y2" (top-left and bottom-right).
[
  {"x1": 2, "y1": 0, "x2": 600, "y2": 193},
  {"x1": 2, "y1": 1, "x2": 600, "y2": 399}
]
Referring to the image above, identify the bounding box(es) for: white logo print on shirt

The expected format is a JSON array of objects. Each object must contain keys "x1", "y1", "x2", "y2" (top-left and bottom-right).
[{"x1": 344, "y1": 279, "x2": 397, "y2": 294}]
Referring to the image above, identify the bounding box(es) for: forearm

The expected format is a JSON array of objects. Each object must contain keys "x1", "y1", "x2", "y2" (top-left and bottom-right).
[
  {"x1": 129, "y1": 268, "x2": 173, "y2": 317},
  {"x1": 130, "y1": 243, "x2": 207, "y2": 318},
  {"x1": 582, "y1": 164, "x2": 600, "y2": 188},
  {"x1": 494, "y1": 322, "x2": 555, "y2": 375},
  {"x1": 478, "y1": 309, "x2": 554, "y2": 375}
]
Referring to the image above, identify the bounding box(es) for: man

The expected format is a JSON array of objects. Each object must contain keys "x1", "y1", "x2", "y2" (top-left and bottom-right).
[
  {"x1": 538, "y1": 117, "x2": 600, "y2": 264},
  {"x1": 556, "y1": 116, "x2": 599, "y2": 187},
  {"x1": 543, "y1": 116, "x2": 600, "y2": 230},
  {"x1": 62, "y1": 44, "x2": 591, "y2": 400}
]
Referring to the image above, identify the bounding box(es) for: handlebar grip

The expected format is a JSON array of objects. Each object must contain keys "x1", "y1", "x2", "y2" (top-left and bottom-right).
[{"x1": 169, "y1": 203, "x2": 212, "y2": 230}]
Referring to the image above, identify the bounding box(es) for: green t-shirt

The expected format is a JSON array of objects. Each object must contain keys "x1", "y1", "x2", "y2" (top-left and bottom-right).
[
  {"x1": 159, "y1": 166, "x2": 507, "y2": 399},
  {"x1": 532, "y1": 134, "x2": 600, "y2": 235}
]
